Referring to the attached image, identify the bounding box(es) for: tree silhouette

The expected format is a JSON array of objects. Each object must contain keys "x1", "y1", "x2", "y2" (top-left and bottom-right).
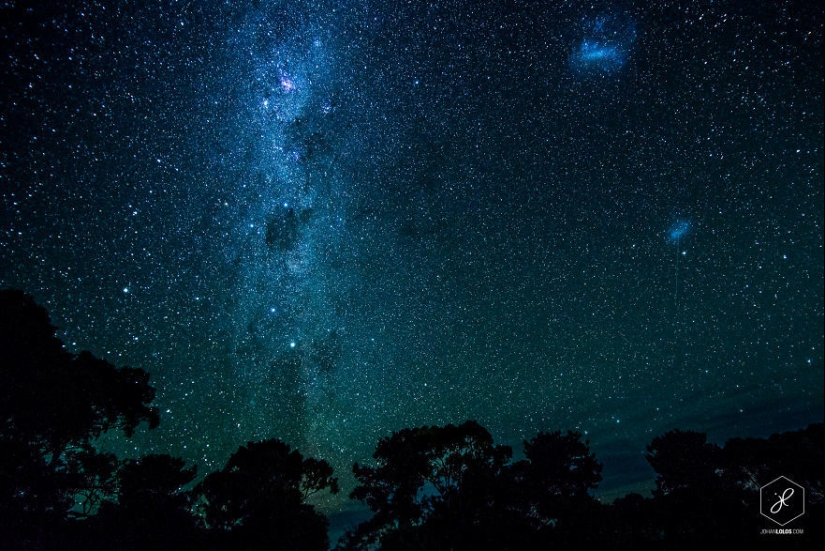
[
  {"x1": 644, "y1": 429, "x2": 752, "y2": 548},
  {"x1": 194, "y1": 438, "x2": 338, "y2": 550},
  {"x1": 510, "y1": 430, "x2": 603, "y2": 520},
  {"x1": 601, "y1": 492, "x2": 662, "y2": 551},
  {"x1": 645, "y1": 429, "x2": 723, "y2": 497},
  {"x1": 724, "y1": 423, "x2": 825, "y2": 505},
  {"x1": 88, "y1": 455, "x2": 200, "y2": 550},
  {"x1": 0, "y1": 289, "x2": 159, "y2": 548},
  {"x1": 342, "y1": 420, "x2": 516, "y2": 550},
  {"x1": 507, "y1": 430, "x2": 603, "y2": 548},
  {"x1": 2, "y1": 289, "x2": 821, "y2": 549}
]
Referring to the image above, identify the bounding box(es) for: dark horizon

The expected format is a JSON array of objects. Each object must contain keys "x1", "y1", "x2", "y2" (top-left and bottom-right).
[{"x1": 2, "y1": 284, "x2": 823, "y2": 548}]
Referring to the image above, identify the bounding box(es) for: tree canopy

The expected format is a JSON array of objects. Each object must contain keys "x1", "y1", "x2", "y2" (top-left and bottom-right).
[
  {"x1": 0, "y1": 289, "x2": 159, "y2": 547},
  {"x1": 340, "y1": 421, "x2": 603, "y2": 550},
  {"x1": 1, "y1": 289, "x2": 822, "y2": 550},
  {"x1": 0, "y1": 289, "x2": 339, "y2": 550},
  {"x1": 194, "y1": 438, "x2": 338, "y2": 550}
]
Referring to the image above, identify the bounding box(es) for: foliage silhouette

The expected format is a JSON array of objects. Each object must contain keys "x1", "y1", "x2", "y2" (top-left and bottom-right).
[
  {"x1": 0, "y1": 290, "x2": 340, "y2": 550},
  {"x1": 510, "y1": 430, "x2": 603, "y2": 519},
  {"x1": 194, "y1": 438, "x2": 339, "y2": 550},
  {"x1": 633, "y1": 425, "x2": 824, "y2": 550},
  {"x1": 1, "y1": 289, "x2": 822, "y2": 549},
  {"x1": 342, "y1": 421, "x2": 823, "y2": 550},
  {"x1": 507, "y1": 430, "x2": 604, "y2": 548},
  {"x1": 87, "y1": 454, "x2": 200, "y2": 550},
  {"x1": 0, "y1": 289, "x2": 159, "y2": 549},
  {"x1": 646, "y1": 429, "x2": 725, "y2": 497},
  {"x1": 340, "y1": 421, "x2": 603, "y2": 550},
  {"x1": 724, "y1": 423, "x2": 824, "y2": 506}
]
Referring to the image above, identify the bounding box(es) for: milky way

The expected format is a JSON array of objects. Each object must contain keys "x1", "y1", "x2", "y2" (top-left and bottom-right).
[{"x1": 1, "y1": 0, "x2": 822, "y2": 514}]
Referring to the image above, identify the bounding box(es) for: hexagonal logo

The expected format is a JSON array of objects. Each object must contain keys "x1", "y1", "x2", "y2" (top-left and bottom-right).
[{"x1": 760, "y1": 476, "x2": 805, "y2": 526}]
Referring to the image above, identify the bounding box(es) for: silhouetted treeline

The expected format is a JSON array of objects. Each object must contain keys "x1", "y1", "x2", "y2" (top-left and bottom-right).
[
  {"x1": 1, "y1": 289, "x2": 822, "y2": 550},
  {"x1": 335, "y1": 421, "x2": 822, "y2": 551},
  {"x1": 0, "y1": 290, "x2": 337, "y2": 550}
]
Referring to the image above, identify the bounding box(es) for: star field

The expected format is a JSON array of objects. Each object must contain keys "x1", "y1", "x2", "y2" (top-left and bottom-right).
[{"x1": 1, "y1": 0, "x2": 822, "y2": 513}]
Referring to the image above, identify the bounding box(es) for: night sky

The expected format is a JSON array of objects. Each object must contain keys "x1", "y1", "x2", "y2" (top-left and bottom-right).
[{"x1": 1, "y1": 0, "x2": 822, "y2": 515}]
